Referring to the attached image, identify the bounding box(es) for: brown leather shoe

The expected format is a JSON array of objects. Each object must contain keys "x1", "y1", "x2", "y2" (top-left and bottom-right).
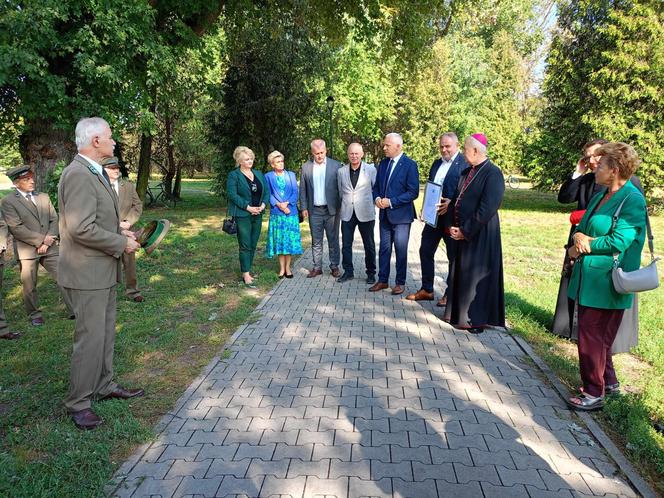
[
  {"x1": 406, "y1": 289, "x2": 434, "y2": 301},
  {"x1": 391, "y1": 285, "x2": 404, "y2": 295},
  {"x1": 71, "y1": 408, "x2": 103, "y2": 430},
  {"x1": 0, "y1": 331, "x2": 21, "y2": 340},
  {"x1": 132, "y1": 295, "x2": 145, "y2": 303},
  {"x1": 31, "y1": 317, "x2": 45, "y2": 326},
  {"x1": 368, "y1": 282, "x2": 389, "y2": 292},
  {"x1": 99, "y1": 386, "x2": 145, "y2": 401},
  {"x1": 436, "y1": 295, "x2": 447, "y2": 307},
  {"x1": 306, "y1": 268, "x2": 323, "y2": 278},
  {"x1": 330, "y1": 268, "x2": 341, "y2": 278}
]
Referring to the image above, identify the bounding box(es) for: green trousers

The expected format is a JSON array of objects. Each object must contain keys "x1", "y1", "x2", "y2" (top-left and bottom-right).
[{"x1": 236, "y1": 215, "x2": 262, "y2": 273}]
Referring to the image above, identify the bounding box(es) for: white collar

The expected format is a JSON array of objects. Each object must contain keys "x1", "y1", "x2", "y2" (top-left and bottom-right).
[
  {"x1": 441, "y1": 151, "x2": 459, "y2": 164},
  {"x1": 78, "y1": 153, "x2": 103, "y2": 174}
]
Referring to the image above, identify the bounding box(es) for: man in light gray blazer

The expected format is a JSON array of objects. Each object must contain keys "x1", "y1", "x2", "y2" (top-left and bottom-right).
[
  {"x1": 299, "y1": 138, "x2": 342, "y2": 278},
  {"x1": 336, "y1": 143, "x2": 377, "y2": 284},
  {"x1": 59, "y1": 117, "x2": 142, "y2": 430}
]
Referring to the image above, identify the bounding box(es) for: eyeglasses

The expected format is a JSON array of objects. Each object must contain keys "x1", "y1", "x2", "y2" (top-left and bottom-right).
[{"x1": 250, "y1": 183, "x2": 257, "y2": 193}]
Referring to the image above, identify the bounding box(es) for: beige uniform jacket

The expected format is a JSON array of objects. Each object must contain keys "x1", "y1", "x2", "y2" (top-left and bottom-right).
[
  {"x1": 118, "y1": 180, "x2": 142, "y2": 226},
  {"x1": 1, "y1": 191, "x2": 59, "y2": 260},
  {"x1": 58, "y1": 155, "x2": 126, "y2": 290}
]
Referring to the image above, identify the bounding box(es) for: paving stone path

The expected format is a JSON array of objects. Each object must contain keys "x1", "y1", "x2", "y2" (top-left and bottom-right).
[{"x1": 109, "y1": 220, "x2": 638, "y2": 497}]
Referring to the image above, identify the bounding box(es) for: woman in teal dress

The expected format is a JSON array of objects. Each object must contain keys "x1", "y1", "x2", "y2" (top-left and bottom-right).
[{"x1": 264, "y1": 150, "x2": 302, "y2": 278}]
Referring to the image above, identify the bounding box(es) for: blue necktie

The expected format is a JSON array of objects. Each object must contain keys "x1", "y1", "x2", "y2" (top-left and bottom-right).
[
  {"x1": 386, "y1": 159, "x2": 396, "y2": 187},
  {"x1": 102, "y1": 169, "x2": 111, "y2": 185}
]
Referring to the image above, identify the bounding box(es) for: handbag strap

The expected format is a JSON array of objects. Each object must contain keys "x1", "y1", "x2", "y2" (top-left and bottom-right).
[{"x1": 611, "y1": 193, "x2": 657, "y2": 265}]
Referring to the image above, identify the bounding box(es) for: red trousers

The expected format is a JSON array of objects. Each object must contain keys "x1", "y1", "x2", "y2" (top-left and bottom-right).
[{"x1": 577, "y1": 305, "x2": 624, "y2": 397}]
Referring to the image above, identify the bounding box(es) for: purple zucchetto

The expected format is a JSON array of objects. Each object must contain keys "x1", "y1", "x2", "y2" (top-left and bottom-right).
[{"x1": 471, "y1": 133, "x2": 488, "y2": 147}]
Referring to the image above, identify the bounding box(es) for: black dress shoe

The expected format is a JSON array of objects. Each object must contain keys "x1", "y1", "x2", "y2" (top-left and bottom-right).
[
  {"x1": 467, "y1": 327, "x2": 484, "y2": 334},
  {"x1": 285, "y1": 273, "x2": 294, "y2": 279},
  {"x1": 71, "y1": 408, "x2": 103, "y2": 430},
  {"x1": 337, "y1": 272, "x2": 354, "y2": 283},
  {"x1": 0, "y1": 331, "x2": 21, "y2": 340},
  {"x1": 99, "y1": 386, "x2": 145, "y2": 401},
  {"x1": 366, "y1": 275, "x2": 376, "y2": 285}
]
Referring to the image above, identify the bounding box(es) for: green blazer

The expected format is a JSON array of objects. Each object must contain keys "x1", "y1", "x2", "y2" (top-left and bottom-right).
[
  {"x1": 568, "y1": 181, "x2": 646, "y2": 309},
  {"x1": 226, "y1": 168, "x2": 270, "y2": 218}
]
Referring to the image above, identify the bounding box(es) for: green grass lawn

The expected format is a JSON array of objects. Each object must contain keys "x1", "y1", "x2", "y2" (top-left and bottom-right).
[
  {"x1": 0, "y1": 180, "x2": 309, "y2": 497},
  {"x1": 0, "y1": 180, "x2": 662, "y2": 496}
]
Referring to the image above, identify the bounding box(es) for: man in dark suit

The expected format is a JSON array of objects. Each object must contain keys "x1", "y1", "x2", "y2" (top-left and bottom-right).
[
  {"x1": 369, "y1": 133, "x2": 420, "y2": 295},
  {"x1": 299, "y1": 139, "x2": 342, "y2": 278},
  {"x1": 0, "y1": 210, "x2": 20, "y2": 340},
  {"x1": 407, "y1": 132, "x2": 465, "y2": 306},
  {"x1": 102, "y1": 157, "x2": 144, "y2": 302},
  {"x1": 60, "y1": 117, "x2": 143, "y2": 430},
  {"x1": 2, "y1": 165, "x2": 74, "y2": 325}
]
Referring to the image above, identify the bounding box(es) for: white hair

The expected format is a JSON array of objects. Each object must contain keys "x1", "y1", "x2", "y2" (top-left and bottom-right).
[
  {"x1": 440, "y1": 132, "x2": 459, "y2": 143},
  {"x1": 311, "y1": 138, "x2": 326, "y2": 150},
  {"x1": 385, "y1": 132, "x2": 403, "y2": 145},
  {"x1": 465, "y1": 136, "x2": 487, "y2": 155},
  {"x1": 75, "y1": 117, "x2": 110, "y2": 151}
]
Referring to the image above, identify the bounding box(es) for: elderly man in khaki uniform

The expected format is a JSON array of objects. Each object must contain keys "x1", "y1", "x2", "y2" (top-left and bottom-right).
[
  {"x1": 59, "y1": 117, "x2": 143, "y2": 430},
  {"x1": 102, "y1": 157, "x2": 144, "y2": 302},
  {"x1": 1, "y1": 165, "x2": 74, "y2": 326},
  {"x1": 0, "y1": 210, "x2": 20, "y2": 340}
]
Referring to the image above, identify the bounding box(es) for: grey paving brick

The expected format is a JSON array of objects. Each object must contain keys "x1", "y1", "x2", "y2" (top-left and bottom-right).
[
  {"x1": 174, "y1": 476, "x2": 223, "y2": 497},
  {"x1": 215, "y1": 476, "x2": 264, "y2": 497},
  {"x1": 190, "y1": 430, "x2": 230, "y2": 446},
  {"x1": 288, "y1": 458, "x2": 331, "y2": 478},
  {"x1": 159, "y1": 444, "x2": 202, "y2": 462},
  {"x1": 453, "y1": 462, "x2": 500, "y2": 485},
  {"x1": 234, "y1": 443, "x2": 276, "y2": 461},
  {"x1": 302, "y1": 476, "x2": 348, "y2": 498},
  {"x1": 167, "y1": 459, "x2": 213, "y2": 479},
  {"x1": 198, "y1": 444, "x2": 240, "y2": 461},
  {"x1": 582, "y1": 474, "x2": 637, "y2": 497},
  {"x1": 480, "y1": 482, "x2": 529, "y2": 497},
  {"x1": 348, "y1": 476, "x2": 392, "y2": 498},
  {"x1": 407, "y1": 431, "x2": 448, "y2": 449},
  {"x1": 390, "y1": 445, "x2": 432, "y2": 464},
  {"x1": 350, "y1": 444, "x2": 391, "y2": 463},
  {"x1": 207, "y1": 458, "x2": 252, "y2": 478},
  {"x1": 246, "y1": 459, "x2": 290, "y2": 479},
  {"x1": 260, "y1": 430, "x2": 299, "y2": 446},
  {"x1": 329, "y1": 459, "x2": 371, "y2": 480},
  {"x1": 132, "y1": 477, "x2": 183, "y2": 498},
  {"x1": 498, "y1": 467, "x2": 547, "y2": 489},
  {"x1": 411, "y1": 462, "x2": 455, "y2": 482},
  {"x1": 313, "y1": 443, "x2": 352, "y2": 462},
  {"x1": 371, "y1": 430, "x2": 409, "y2": 447},
  {"x1": 225, "y1": 431, "x2": 264, "y2": 445},
  {"x1": 298, "y1": 430, "x2": 335, "y2": 446},
  {"x1": 371, "y1": 461, "x2": 413, "y2": 480},
  {"x1": 273, "y1": 443, "x2": 314, "y2": 461},
  {"x1": 434, "y1": 480, "x2": 482, "y2": 498},
  {"x1": 259, "y1": 475, "x2": 306, "y2": 497}
]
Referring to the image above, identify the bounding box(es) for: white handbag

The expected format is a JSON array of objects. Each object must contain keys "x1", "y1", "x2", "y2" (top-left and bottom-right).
[{"x1": 610, "y1": 195, "x2": 660, "y2": 294}]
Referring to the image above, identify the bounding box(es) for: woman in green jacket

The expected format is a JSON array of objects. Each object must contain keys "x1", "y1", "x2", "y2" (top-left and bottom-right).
[
  {"x1": 226, "y1": 146, "x2": 270, "y2": 288},
  {"x1": 566, "y1": 142, "x2": 647, "y2": 411}
]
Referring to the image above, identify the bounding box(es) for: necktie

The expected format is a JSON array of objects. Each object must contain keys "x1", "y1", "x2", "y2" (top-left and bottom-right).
[
  {"x1": 26, "y1": 193, "x2": 36, "y2": 206},
  {"x1": 386, "y1": 159, "x2": 396, "y2": 185},
  {"x1": 101, "y1": 168, "x2": 111, "y2": 185}
]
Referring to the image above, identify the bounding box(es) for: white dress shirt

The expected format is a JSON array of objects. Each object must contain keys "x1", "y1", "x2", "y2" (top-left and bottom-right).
[
  {"x1": 433, "y1": 151, "x2": 459, "y2": 186},
  {"x1": 313, "y1": 159, "x2": 327, "y2": 206},
  {"x1": 78, "y1": 153, "x2": 104, "y2": 176},
  {"x1": 16, "y1": 188, "x2": 37, "y2": 205}
]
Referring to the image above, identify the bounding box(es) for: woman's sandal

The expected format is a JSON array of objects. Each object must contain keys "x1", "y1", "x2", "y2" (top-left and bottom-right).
[
  {"x1": 285, "y1": 273, "x2": 294, "y2": 279},
  {"x1": 566, "y1": 394, "x2": 604, "y2": 411},
  {"x1": 578, "y1": 384, "x2": 621, "y2": 396}
]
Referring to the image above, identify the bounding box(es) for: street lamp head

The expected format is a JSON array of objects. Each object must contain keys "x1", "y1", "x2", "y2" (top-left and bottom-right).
[{"x1": 326, "y1": 95, "x2": 335, "y2": 110}]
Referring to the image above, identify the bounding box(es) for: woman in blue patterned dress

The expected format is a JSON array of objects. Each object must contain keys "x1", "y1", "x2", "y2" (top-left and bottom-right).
[{"x1": 265, "y1": 151, "x2": 303, "y2": 277}]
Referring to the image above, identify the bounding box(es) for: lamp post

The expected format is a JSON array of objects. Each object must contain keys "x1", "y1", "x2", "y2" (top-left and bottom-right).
[{"x1": 326, "y1": 95, "x2": 335, "y2": 156}]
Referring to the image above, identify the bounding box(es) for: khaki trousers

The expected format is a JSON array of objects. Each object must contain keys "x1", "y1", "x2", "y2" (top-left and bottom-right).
[
  {"x1": 122, "y1": 252, "x2": 141, "y2": 297},
  {"x1": 0, "y1": 260, "x2": 8, "y2": 331},
  {"x1": 19, "y1": 254, "x2": 74, "y2": 319},
  {"x1": 63, "y1": 286, "x2": 118, "y2": 413}
]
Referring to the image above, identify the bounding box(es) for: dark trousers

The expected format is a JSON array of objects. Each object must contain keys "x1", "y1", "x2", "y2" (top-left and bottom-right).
[
  {"x1": 419, "y1": 224, "x2": 454, "y2": 293},
  {"x1": 236, "y1": 215, "x2": 262, "y2": 273},
  {"x1": 577, "y1": 305, "x2": 623, "y2": 397},
  {"x1": 341, "y1": 212, "x2": 376, "y2": 277},
  {"x1": 378, "y1": 219, "x2": 411, "y2": 286}
]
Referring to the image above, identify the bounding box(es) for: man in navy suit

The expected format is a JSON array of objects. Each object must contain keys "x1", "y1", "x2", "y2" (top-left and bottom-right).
[
  {"x1": 407, "y1": 132, "x2": 465, "y2": 306},
  {"x1": 369, "y1": 133, "x2": 420, "y2": 295}
]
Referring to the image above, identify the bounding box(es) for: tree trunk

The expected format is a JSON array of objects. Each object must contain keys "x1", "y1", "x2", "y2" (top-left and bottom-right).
[
  {"x1": 163, "y1": 113, "x2": 176, "y2": 197},
  {"x1": 136, "y1": 133, "x2": 152, "y2": 202},
  {"x1": 19, "y1": 118, "x2": 77, "y2": 191},
  {"x1": 173, "y1": 162, "x2": 182, "y2": 199}
]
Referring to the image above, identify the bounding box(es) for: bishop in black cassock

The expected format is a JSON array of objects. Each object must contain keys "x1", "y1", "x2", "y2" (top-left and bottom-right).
[{"x1": 443, "y1": 133, "x2": 505, "y2": 334}]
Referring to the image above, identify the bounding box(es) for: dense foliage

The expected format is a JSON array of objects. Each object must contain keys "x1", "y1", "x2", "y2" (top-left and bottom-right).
[{"x1": 527, "y1": 0, "x2": 663, "y2": 196}]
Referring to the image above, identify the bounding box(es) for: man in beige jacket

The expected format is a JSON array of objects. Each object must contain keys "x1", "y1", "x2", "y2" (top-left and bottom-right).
[
  {"x1": 2, "y1": 165, "x2": 74, "y2": 325},
  {"x1": 59, "y1": 117, "x2": 142, "y2": 430},
  {"x1": 102, "y1": 157, "x2": 144, "y2": 302}
]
